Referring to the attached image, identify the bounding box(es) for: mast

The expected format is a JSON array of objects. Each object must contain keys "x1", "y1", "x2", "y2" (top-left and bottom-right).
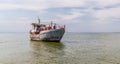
[{"x1": 51, "y1": 21, "x2": 53, "y2": 29}]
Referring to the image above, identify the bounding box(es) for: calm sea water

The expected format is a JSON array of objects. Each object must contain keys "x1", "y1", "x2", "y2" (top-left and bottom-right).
[{"x1": 0, "y1": 32, "x2": 120, "y2": 64}]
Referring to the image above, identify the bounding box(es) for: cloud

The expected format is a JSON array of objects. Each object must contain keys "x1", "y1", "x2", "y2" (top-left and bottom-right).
[
  {"x1": 56, "y1": 0, "x2": 120, "y2": 22},
  {"x1": 0, "y1": 0, "x2": 119, "y2": 11},
  {"x1": 94, "y1": 7, "x2": 120, "y2": 21},
  {"x1": 57, "y1": 11, "x2": 84, "y2": 20},
  {"x1": 95, "y1": 0, "x2": 120, "y2": 6},
  {"x1": 0, "y1": 3, "x2": 46, "y2": 11},
  {"x1": 0, "y1": 0, "x2": 120, "y2": 32},
  {"x1": 0, "y1": 0, "x2": 86, "y2": 11}
]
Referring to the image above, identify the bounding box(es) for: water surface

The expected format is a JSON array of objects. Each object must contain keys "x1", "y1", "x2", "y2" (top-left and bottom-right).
[{"x1": 0, "y1": 32, "x2": 120, "y2": 64}]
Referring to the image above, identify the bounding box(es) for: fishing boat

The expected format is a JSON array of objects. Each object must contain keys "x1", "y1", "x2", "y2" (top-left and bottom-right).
[{"x1": 30, "y1": 18, "x2": 65, "y2": 42}]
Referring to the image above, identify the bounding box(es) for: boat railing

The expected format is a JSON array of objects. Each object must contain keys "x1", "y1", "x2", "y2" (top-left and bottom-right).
[
  {"x1": 39, "y1": 24, "x2": 65, "y2": 31},
  {"x1": 30, "y1": 22, "x2": 65, "y2": 34}
]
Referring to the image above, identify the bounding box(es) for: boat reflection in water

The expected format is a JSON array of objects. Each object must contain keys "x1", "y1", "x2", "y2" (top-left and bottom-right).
[{"x1": 29, "y1": 41, "x2": 65, "y2": 64}]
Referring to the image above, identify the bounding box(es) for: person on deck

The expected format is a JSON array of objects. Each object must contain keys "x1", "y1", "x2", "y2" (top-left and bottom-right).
[
  {"x1": 36, "y1": 25, "x2": 41, "y2": 34},
  {"x1": 53, "y1": 24, "x2": 56, "y2": 29}
]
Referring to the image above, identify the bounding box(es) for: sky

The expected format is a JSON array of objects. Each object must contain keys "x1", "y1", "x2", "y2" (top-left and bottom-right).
[{"x1": 0, "y1": 0, "x2": 120, "y2": 32}]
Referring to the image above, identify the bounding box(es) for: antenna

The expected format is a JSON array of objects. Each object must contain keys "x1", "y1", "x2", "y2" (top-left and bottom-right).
[
  {"x1": 37, "y1": 16, "x2": 40, "y2": 25},
  {"x1": 51, "y1": 21, "x2": 53, "y2": 26}
]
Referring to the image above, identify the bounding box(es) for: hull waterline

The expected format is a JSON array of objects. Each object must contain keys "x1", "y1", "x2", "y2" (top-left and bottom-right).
[{"x1": 30, "y1": 28, "x2": 65, "y2": 42}]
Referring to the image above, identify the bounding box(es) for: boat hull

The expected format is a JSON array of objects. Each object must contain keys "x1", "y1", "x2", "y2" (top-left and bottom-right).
[{"x1": 30, "y1": 28, "x2": 65, "y2": 42}]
